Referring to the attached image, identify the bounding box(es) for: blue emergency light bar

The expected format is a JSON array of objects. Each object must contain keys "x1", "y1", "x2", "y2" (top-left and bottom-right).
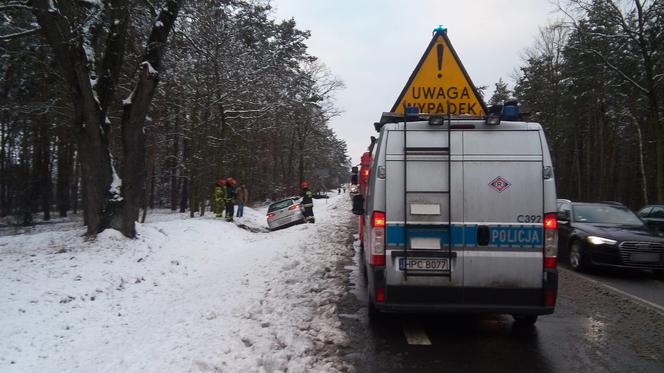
[
  {"x1": 433, "y1": 25, "x2": 447, "y2": 33},
  {"x1": 502, "y1": 100, "x2": 519, "y2": 121},
  {"x1": 404, "y1": 106, "x2": 419, "y2": 117}
]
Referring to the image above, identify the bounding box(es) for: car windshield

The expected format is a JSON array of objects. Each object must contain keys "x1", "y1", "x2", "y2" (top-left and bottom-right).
[
  {"x1": 573, "y1": 205, "x2": 643, "y2": 225},
  {"x1": 268, "y1": 199, "x2": 293, "y2": 212}
]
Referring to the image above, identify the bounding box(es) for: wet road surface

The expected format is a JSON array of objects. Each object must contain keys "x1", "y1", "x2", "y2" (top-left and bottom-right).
[
  {"x1": 336, "y1": 244, "x2": 664, "y2": 372},
  {"x1": 558, "y1": 263, "x2": 664, "y2": 309}
]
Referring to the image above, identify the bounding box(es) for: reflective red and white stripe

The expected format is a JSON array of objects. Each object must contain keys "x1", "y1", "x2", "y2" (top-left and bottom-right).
[
  {"x1": 370, "y1": 211, "x2": 386, "y2": 266},
  {"x1": 543, "y1": 212, "x2": 558, "y2": 269}
]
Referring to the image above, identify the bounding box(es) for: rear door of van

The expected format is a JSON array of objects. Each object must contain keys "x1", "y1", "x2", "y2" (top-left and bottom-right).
[
  {"x1": 383, "y1": 125, "x2": 465, "y2": 304},
  {"x1": 462, "y1": 129, "x2": 544, "y2": 305}
]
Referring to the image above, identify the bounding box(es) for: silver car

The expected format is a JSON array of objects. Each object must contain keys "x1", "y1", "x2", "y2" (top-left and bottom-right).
[{"x1": 267, "y1": 198, "x2": 305, "y2": 230}]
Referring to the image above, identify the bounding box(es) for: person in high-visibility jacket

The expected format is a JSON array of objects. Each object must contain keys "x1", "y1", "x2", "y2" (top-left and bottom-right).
[
  {"x1": 224, "y1": 177, "x2": 237, "y2": 222},
  {"x1": 213, "y1": 179, "x2": 226, "y2": 218},
  {"x1": 300, "y1": 180, "x2": 315, "y2": 223}
]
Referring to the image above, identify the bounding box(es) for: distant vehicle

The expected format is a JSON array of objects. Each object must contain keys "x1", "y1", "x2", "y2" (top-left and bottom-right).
[
  {"x1": 637, "y1": 205, "x2": 664, "y2": 232},
  {"x1": 312, "y1": 192, "x2": 329, "y2": 199},
  {"x1": 266, "y1": 198, "x2": 305, "y2": 230},
  {"x1": 349, "y1": 184, "x2": 359, "y2": 194},
  {"x1": 557, "y1": 200, "x2": 664, "y2": 273}
]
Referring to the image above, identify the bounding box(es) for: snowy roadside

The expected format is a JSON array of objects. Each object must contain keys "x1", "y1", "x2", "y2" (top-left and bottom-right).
[{"x1": 0, "y1": 194, "x2": 355, "y2": 373}]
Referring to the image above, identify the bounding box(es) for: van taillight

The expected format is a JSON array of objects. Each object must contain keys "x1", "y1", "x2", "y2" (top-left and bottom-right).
[
  {"x1": 545, "y1": 288, "x2": 556, "y2": 306},
  {"x1": 371, "y1": 253, "x2": 385, "y2": 266},
  {"x1": 371, "y1": 211, "x2": 386, "y2": 228},
  {"x1": 370, "y1": 211, "x2": 386, "y2": 266},
  {"x1": 376, "y1": 287, "x2": 385, "y2": 303},
  {"x1": 543, "y1": 212, "x2": 558, "y2": 268},
  {"x1": 544, "y1": 257, "x2": 557, "y2": 268},
  {"x1": 544, "y1": 214, "x2": 557, "y2": 229}
]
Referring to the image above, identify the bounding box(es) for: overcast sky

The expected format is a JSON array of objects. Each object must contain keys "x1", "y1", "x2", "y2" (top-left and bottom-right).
[{"x1": 272, "y1": 0, "x2": 560, "y2": 164}]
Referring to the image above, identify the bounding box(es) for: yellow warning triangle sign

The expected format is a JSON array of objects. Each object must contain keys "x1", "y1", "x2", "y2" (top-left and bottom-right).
[{"x1": 391, "y1": 28, "x2": 486, "y2": 116}]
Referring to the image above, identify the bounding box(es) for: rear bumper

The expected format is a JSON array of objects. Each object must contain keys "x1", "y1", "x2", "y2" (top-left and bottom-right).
[
  {"x1": 367, "y1": 267, "x2": 557, "y2": 316},
  {"x1": 267, "y1": 212, "x2": 305, "y2": 230},
  {"x1": 375, "y1": 302, "x2": 555, "y2": 315},
  {"x1": 375, "y1": 286, "x2": 555, "y2": 315}
]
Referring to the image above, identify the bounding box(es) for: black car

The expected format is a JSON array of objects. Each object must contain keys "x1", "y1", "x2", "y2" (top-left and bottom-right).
[
  {"x1": 556, "y1": 200, "x2": 664, "y2": 273},
  {"x1": 637, "y1": 204, "x2": 664, "y2": 232}
]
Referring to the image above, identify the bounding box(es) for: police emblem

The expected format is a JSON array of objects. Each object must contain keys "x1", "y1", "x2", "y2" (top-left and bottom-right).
[{"x1": 489, "y1": 176, "x2": 511, "y2": 193}]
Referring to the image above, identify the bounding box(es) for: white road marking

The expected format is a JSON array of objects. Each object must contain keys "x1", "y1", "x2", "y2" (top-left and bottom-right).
[
  {"x1": 561, "y1": 267, "x2": 664, "y2": 317},
  {"x1": 403, "y1": 323, "x2": 432, "y2": 345}
]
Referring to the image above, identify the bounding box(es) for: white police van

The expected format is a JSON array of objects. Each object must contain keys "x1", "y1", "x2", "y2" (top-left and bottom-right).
[{"x1": 354, "y1": 110, "x2": 558, "y2": 324}]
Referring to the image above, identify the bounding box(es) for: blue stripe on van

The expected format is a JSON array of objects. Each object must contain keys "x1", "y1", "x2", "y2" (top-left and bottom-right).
[{"x1": 386, "y1": 224, "x2": 543, "y2": 248}]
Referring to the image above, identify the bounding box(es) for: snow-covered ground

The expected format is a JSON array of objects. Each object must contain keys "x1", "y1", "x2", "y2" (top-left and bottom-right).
[{"x1": 0, "y1": 194, "x2": 355, "y2": 373}]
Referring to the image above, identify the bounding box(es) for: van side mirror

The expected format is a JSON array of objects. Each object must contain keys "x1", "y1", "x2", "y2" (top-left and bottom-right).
[
  {"x1": 350, "y1": 166, "x2": 359, "y2": 185},
  {"x1": 352, "y1": 194, "x2": 365, "y2": 215},
  {"x1": 556, "y1": 211, "x2": 570, "y2": 223}
]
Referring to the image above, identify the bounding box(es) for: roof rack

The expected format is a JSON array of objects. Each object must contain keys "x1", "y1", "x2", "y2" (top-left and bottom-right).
[
  {"x1": 379, "y1": 112, "x2": 484, "y2": 124},
  {"x1": 375, "y1": 112, "x2": 485, "y2": 131}
]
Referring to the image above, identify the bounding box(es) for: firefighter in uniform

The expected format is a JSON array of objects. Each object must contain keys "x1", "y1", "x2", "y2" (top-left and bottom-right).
[
  {"x1": 300, "y1": 180, "x2": 315, "y2": 223},
  {"x1": 225, "y1": 177, "x2": 237, "y2": 222},
  {"x1": 213, "y1": 179, "x2": 226, "y2": 218}
]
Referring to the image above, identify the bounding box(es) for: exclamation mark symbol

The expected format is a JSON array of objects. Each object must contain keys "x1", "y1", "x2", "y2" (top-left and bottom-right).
[{"x1": 436, "y1": 43, "x2": 444, "y2": 78}]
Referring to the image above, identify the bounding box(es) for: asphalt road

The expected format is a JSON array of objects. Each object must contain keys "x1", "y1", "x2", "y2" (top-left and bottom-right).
[
  {"x1": 558, "y1": 263, "x2": 664, "y2": 310},
  {"x1": 336, "y1": 247, "x2": 664, "y2": 372}
]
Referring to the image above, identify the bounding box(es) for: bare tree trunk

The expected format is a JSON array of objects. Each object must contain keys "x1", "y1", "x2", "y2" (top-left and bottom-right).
[
  {"x1": 179, "y1": 177, "x2": 188, "y2": 213},
  {"x1": 72, "y1": 151, "x2": 80, "y2": 215},
  {"x1": 573, "y1": 127, "x2": 582, "y2": 199},
  {"x1": 141, "y1": 125, "x2": 157, "y2": 224},
  {"x1": 597, "y1": 115, "x2": 605, "y2": 200},
  {"x1": 39, "y1": 124, "x2": 51, "y2": 221},
  {"x1": 0, "y1": 121, "x2": 7, "y2": 217},
  {"x1": 56, "y1": 122, "x2": 74, "y2": 217},
  {"x1": 169, "y1": 131, "x2": 179, "y2": 211},
  {"x1": 119, "y1": 0, "x2": 182, "y2": 237},
  {"x1": 30, "y1": 1, "x2": 114, "y2": 234},
  {"x1": 656, "y1": 125, "x2": 664, "y2": 201},
  {"x1": 298, "y1": 127, "x2": 305, "y2": 187},
  {"x1": 629, "y1": 113, "x2": 649, "y2": 205}
]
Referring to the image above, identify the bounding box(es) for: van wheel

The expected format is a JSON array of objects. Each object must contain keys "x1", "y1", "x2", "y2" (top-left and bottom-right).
[
  {"x1": 512, "y1": 315, "x2": 538, "y2": 325},
  {"x1": 569, "y1": 241, "x2": 586, "y2": 271},
  {"x1": 367, "y1": 290, "x2": 385, "y2": 324},
  {"x1": 359, "y1": 248, "x2": 368, "y2": 281},
  {"x1": 367, "y1": 296, "x2": 383, "y2": 323},
  {"x1": 654, "y1": 269, "x2": 664, "y2": 280}
]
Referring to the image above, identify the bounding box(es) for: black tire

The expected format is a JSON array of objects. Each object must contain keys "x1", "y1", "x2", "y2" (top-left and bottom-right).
[
  {"x1": 359, "y1": 245, "x2": 368, "y2": 281},
  {"x1": 367, "y1": 295, "x2": 383, "y2": 324},
  {"x1": 569, "y1": 240, "x2": 587, "y2": 272},
  {"x1": 654, "y1": 269, "x2": 664, "y2": 280},
  {"x1": 512, "y1": 314, "x2": 538, "y2": 325}
]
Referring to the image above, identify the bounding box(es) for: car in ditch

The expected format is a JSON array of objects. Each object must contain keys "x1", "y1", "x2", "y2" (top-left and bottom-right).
[
  {"x1": 266, "y1": 198, "x2": 305, "y2": 230},
  {"x1": 556, "y1": 200, "x2": 664, "y2": 274}
]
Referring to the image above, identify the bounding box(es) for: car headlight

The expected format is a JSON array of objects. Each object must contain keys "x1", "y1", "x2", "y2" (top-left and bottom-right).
[{"x1": 587, "y1": 236, "x2": 618, "y2": 245}]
